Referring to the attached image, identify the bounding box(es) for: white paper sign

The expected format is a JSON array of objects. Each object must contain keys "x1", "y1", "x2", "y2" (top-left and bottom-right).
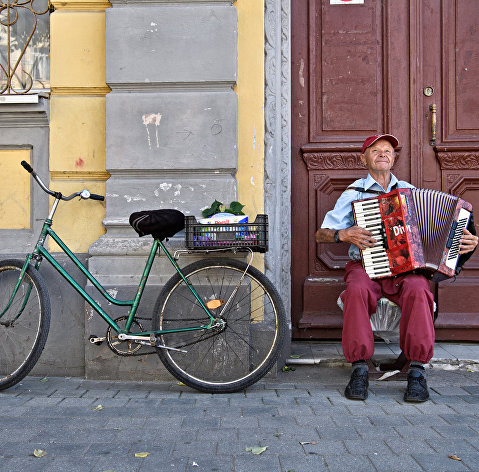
[{"x1": 330, "y1": 0, "x2": 365, "y2": 4}]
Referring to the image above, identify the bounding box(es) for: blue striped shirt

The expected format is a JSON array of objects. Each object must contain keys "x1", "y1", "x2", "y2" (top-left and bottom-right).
[{"x1": 321, "y1": 173, "x2": 414, "y2": 260}]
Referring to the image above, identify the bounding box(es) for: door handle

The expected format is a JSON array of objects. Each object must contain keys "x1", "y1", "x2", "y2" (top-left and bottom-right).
[{"x1": 429, "y1": 104, "x2": 436, "y2": 146}]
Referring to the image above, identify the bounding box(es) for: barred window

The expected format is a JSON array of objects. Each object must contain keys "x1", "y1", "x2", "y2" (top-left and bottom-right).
[{"x1": 0, "y1": 0, "x2": 50, "y2": 95}]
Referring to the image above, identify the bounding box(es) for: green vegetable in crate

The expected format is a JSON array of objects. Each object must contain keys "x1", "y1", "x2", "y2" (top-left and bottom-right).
[{"x1": 201, "y1": 200, "x2": 245, "y2": 218}]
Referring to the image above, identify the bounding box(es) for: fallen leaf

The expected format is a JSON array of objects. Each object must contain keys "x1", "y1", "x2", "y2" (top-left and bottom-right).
[
  {"x1": 39, "y1": 377, "x2": 48, "y2": 382},
  {"x1": 290, "y1": 354, "x2": 301, "y2": 359},
  {"x1": 282, "y1": 366, "x2": 296, "y2": 372},
  {"x1": 92, "y1": 404, "x2": 103, "y2": 411},
  {"x1": 135, "y1": 452, "x2": 150, "y2": 458},
  {"x1": 448, "y1": 454, "x2": 462, "y2": 461},
  {"x1": 177, "y1": 382, "x2": 185, "y2": 386},
  {"x1": 245, "y1": 446, "x2": 268, "y2": 455},
  {"x1": 33, "y1": 449, "x2": 47, "y2": 458}
]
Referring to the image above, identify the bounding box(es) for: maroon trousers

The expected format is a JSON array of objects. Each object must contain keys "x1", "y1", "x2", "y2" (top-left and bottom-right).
[{"x1": 341, "y1": 261, "x2": 435, "y2": 364}]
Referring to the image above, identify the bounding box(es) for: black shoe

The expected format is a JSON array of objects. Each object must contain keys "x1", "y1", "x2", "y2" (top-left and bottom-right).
[
  {"x1": 404, "y1": 369, "x2": 429, "y2": 402},
  {"x1": 344, "y1": 368, "x2": 369, "y2": 400}
]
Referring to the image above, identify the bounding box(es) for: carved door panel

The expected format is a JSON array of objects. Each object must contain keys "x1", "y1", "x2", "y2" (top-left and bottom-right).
[{"x1": 291, "y1": 0, "x2": 479, "y2": 340}]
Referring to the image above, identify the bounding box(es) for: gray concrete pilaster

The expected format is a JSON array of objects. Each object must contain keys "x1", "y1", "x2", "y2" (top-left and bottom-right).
[{"x1": 87, "y1": 1, "x2": 239, "y2": 379}]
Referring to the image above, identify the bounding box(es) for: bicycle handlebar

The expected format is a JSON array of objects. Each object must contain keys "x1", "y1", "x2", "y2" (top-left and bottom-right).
[{"x1": 21, "y1": 160, "x2": 105, "y2": 202}]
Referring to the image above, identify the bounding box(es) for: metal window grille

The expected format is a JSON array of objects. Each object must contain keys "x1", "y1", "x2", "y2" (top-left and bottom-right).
[{"x1": 0, "y1": 0, "x2": 51, "y2": 95}]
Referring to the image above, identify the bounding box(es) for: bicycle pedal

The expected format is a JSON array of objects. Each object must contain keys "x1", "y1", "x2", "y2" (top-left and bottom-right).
[{"x1": 89, "y1": 335, "x2": 105, "y2": 345}]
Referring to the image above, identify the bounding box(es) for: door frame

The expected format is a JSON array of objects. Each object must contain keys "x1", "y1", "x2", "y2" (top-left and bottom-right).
[{"x1": 264, "y1": 0, "x2": 293, "y2": 321}]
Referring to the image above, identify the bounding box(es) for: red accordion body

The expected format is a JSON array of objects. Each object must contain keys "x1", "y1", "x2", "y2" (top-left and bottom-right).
[{"x1": 352, "y1": 188, "x2": 473, "y2": 281}]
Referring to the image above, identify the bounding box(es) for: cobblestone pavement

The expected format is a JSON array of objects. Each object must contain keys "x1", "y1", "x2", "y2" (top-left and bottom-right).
[{"x1": 1, "y1": 365, "x2": 479, "y2": 472}]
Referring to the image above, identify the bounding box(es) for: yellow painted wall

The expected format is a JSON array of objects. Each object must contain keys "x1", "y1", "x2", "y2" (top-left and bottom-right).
[
  {"x1": 235, "y1": 0, "x2": 265, "y2": 218},
  {"x1": 0, "y1": 149, "x2": 31, "y2": 229},
  {"x1": 49, "y1": 1, "x2": 110, "y2": 252},
  {"x1": 235, "y1": 0, "x2": 265, "y2": 269},
  {"x1": 46, "y1": 0, "x2": 263, "y2": 255}
]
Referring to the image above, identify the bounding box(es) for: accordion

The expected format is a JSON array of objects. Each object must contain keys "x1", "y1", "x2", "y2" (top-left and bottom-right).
[{"x1": 352, "y1": 188, "x2": 474, "y2": 281}]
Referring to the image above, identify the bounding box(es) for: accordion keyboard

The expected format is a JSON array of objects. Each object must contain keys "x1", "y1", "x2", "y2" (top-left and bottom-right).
[
  {"x1": 445, "y1": 208, "x2": 471, "y2": 270},
  {"x1": 353, "y1": 199, "x2": 392, "y2": 278}
]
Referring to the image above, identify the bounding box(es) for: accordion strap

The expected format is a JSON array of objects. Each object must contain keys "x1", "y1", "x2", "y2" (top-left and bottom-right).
[{"x1": 346, "y1": 183, "x2": 398, "y2": 195}]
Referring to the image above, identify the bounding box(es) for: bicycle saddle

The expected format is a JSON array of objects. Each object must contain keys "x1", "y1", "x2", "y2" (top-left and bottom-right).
[{"x1": 129, "y1": 209, "x2": 185, "y2": 241}]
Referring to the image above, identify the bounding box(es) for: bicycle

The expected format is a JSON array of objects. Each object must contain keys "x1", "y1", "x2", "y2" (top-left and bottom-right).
[{"x1": 0, "y1": 161, "x2": 287, "y2": 393}]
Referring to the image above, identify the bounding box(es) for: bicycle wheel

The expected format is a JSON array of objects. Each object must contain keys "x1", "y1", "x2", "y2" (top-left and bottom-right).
[
  {"x1": 0, "y1": 259, "x2": 51, "y2": 390},
  {"x1": 152, "y1": 258, "x2": 287, "y2": 393}
]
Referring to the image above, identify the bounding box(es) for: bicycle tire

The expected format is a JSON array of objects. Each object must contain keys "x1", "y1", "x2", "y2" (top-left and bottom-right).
[
  {"x1": 152, "y1": 258, "x2": 287, "y2": 393},
  {"x1": 0, "y1": 259, "x2": 51, "y2": 390}
]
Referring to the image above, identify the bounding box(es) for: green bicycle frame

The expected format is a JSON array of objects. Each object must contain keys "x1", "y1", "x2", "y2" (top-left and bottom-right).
[{"x1": 5, "y1": 215, "x2": 217, "y2": 338}]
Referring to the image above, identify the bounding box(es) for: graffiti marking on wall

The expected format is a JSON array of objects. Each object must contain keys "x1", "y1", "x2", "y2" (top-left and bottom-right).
[{"x1": 142, "y1": 113, "x2": 162, "y2": 149}]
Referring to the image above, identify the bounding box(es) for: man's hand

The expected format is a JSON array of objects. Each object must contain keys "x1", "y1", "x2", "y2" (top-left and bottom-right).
[
  {"x1": 340, "y1": 225, "x2": 377, "y2": 250},
  {"x1": 459, "y1": 228, "x2": 479, "y2": 255},
  {"x1": 315, "y1": 226, "x2": 376, "y2": 249}
]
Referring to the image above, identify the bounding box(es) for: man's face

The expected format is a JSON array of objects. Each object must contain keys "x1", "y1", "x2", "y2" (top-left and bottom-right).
[{"x1": 360, "y1": 139, "x2": 395, "y2": 172}]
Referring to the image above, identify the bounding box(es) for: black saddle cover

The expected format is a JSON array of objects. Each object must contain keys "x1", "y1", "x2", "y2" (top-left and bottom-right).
[{"x1": 129, "y1": 209, "x2": 185, "y2": 241}]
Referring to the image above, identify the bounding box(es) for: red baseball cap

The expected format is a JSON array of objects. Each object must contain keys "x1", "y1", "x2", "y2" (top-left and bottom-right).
[{"x1": 361, "y1": 134, "x2": 399, "y2": 154}]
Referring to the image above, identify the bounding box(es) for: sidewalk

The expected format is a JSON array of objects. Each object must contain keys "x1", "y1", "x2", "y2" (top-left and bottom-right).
[
  {"x1": 287, "y1": 341, "x2": 479, "y2": 372},
  {"x1": 0, "y1": 342, "x2": 478, "y2": 472}
]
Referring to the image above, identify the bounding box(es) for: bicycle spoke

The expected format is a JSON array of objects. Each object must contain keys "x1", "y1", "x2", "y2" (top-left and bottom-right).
[{"x1": 153, "y1": 258, "x2": 286, "y2": 393}]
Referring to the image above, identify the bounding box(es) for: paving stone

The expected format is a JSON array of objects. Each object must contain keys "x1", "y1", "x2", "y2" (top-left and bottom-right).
[
  {"x1": 432, "y1": 425, "x2": 479, "y2": 439},
  {"x1": 412, "y1": 453, "x2": 470, "y2": 471},
  {"x1": 368, "y1": 453, "x2": 425, "y2": 471},
  {"x1": 316, "y1": 425, "x2": 361, "y2": 440},
  {"x1": 233, "y1": 453, "x2": 281, "y2": 472},
  {"x1": 0, "y1": 456, "x2": 53, "y2": 472},
  {"x1": 181, "y1": 417, "x2": 220, "y2": 429},
  {"x1": 236, "y1": 428, "x2": 280, "y2": 442},
  {"x1": 294, "y1": 414, "x2": 336, "y2": 427},
  {"x1": 322, "y1": 453, "x2": 374, "y2": 472},
  {"x1": 257, "y1": 416, "x2": 298, "y2": 429},
  {"x1": 171, "y1": 440, "x2": 217, "y2": 456},
  {"x1": 431, "y1": 386, "x2": 472, "y2": 395},
  {"x1": 86, "y1": 441, "x2": 134, "y2": 456},
  {"x1": 42, "y1": 457, "x2": 98, "y2": 472},
  {"x1": 456, "y1": 452, "x2": 479, "y2": 471},
  {"x1": 425, "y1": 438, "x2": 479, "y2": 455},
  {"x1": 368, "y1": 414, "x2": 410, "y2": 426},
  {"x1": 405, "y1": 414, "x2": 449, "y2": 426},
  {"x1": 279, "y1": 454, "x2": 328, "y2": 471},
  {"x1": 220, "y1": 416, "x2": 259, "y2": 429},
  {"x1": 459, "y1": 395, "x2": 479, "y2": 404},
  {"x1": 92, "y1": 455, "x2": 143, "y2": 472},
  {"x1": 240, "y1": 405, "x2": 278, "y2": 416},
  {"x1": 22, "y1": 397, "x2": 63, "y2": 407},
  {"x1": 394, "y1": 425, "x2": 443, "y2": 439},
  {"x1": 356, "y1": 425, "x2": 401, "y2": 439},
  {"x1": 302, "y1": 438, "x2": 347, "y2": 455},
  {"x1": 385, "y1": 439, "x2": 436, "y2": 455},
  {"x1": 185, "y1": 455, "x2": 233, "y2": 472},
  {"x1": 343, "y1": 439, "x2": 391, "y2": 455},
  {"x1": 331, "y1": 415, "x2": 373, "y2": 427},
  {"x1": 440, "y1": 414, "x2": 479, "y2": 426}
]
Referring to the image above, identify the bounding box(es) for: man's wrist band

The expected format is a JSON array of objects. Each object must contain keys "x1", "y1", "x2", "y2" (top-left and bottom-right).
[{"x1": 334, "y1": 230, "x2": 341, "y2": 243}]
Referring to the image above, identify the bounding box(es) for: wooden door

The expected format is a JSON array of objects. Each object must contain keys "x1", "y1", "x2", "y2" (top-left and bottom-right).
[{"x1": 291, "y1": 0, "x2": 479, "y2": 340}]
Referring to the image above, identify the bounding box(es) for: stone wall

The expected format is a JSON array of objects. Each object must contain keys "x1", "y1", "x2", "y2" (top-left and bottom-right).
[{"x1": 86, "y1": 0, "x2": 239, "y2": 379}]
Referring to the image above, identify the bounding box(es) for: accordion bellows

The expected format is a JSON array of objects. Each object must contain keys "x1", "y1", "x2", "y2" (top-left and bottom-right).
[{"x1": 352, "y1": 188, "x2": 474, "y2": 281}]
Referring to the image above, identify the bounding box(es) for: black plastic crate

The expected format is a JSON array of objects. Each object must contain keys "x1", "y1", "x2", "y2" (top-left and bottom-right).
[{"x1": 185, "y1": 214, "x2": 268, "y2": 253}]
